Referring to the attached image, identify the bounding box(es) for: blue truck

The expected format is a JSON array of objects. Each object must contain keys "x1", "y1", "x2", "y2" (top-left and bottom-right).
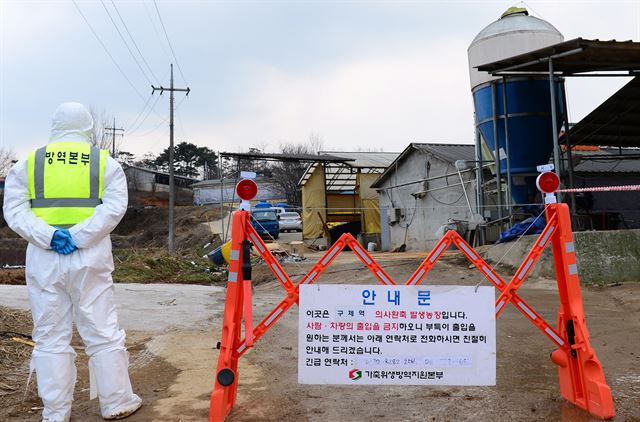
[{"x1": 250, "y1": 209, "x2": 280, "y2": 239}]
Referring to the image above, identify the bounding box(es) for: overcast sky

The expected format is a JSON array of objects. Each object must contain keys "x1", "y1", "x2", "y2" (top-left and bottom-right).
[{"x1": 1, "y1": 1, "x2": 639, "y2": 160}]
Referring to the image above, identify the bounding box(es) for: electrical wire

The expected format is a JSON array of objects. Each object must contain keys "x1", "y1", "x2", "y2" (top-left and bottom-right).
[
  {"x1": 142, "y1": 1, "x2": 173, "y2": 63},
  {"x1": 174, "y1": 96, "x2": 189, "y2": 139},
  {"x1": 128, "y1": 93, "x2": 163, "y2": 135},
  {"x1": 130, "y1": 95, "x2": 187, "y2": 138},
  {"x1": 110, "y1": 0, "x2": 160, "y2": 85},
  {"x1": 152, "y1": 0, "x2": 189, "y2": 85},
  {"x1": 473, "y1": 207, "x2": 548, "y2": 291},
  {"x1": 125, "y1": 94, "x2": 153, "y2": 132},
  {"x1": 99, "y1": 0, "x2": 153, "y2": 86},
  {"x1": 132, "y1": 114, "x2": 168, "y2": 138},
  {"x1": 72, "y1": 0, "x2": 146, "y2": 102}
]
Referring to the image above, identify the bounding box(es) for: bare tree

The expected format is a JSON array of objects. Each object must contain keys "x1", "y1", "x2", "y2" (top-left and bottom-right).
[
  {"x1": 307, "y1": 130, "x2": 324, "y2": 153},
  {"x1": 0, "y1": 147, "x2": 16, "y2": 177},
  {"x1": 270, "y1": 133, "x2": 324, "y2": 205},
  {"x1": 88, "y1": 106, "x2": 115, "y2": 151},
  {"x1": 117, "y1": 151, "x2": 136, "y2": 166}
]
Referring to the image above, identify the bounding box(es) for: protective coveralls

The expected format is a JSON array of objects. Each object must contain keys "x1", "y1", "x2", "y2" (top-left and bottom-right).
[{"x1": 2, "y1": 103, "x2": 142, "y2": 422}]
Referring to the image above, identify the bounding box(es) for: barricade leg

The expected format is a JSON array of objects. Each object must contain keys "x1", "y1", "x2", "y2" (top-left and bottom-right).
[
  {"x1": 548, "y1": 203, "x2": 615, "y2": 419},
  {"x1": 210, "y1": 211, "x2": 249, "y2": 422}
]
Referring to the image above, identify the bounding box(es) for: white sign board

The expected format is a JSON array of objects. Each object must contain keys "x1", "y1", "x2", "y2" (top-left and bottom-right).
[{"x1": 298, "y1": 285, "x2": 496, "y2": 385}]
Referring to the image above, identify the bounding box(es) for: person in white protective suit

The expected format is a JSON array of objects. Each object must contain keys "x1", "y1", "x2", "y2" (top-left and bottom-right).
[{"x1": 2, "y1": 103, "x2": 142, "y2": 422}]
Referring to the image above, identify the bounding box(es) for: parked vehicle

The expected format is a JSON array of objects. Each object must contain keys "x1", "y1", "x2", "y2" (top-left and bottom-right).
[
  {"x1": 271, "y1": 206, "x2": 287, "y2": 216},
  {"x1": 251, "y1": 209, "x2": 280, "y2": 239},
  {"x1": 254, "y1": 201, "x2": 272, "y2": 209},
  {"x1": 278, "y1": 211, "x2": 302, "y2": 232}
]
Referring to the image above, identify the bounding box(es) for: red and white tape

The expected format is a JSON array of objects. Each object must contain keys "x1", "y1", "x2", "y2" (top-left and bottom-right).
[{"x1": 557, "y1": 184, "x2": 640, "y2": 193}]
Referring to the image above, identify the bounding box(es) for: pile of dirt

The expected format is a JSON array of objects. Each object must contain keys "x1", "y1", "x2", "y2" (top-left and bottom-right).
[
  {"x1": 112, "y1": 248, "x2": 226, "y2": 284},
  {"x1": 0, "y1": 269, "x2": 24, "y2": 285},
  {"x1": 0, "y1": 205, "x2": 228, "y2": 285},
  {"x1": 112, "y1": 205, "x2": 224, "y2": 251},
  {"x1": 0, "y1": 208, "x2": 27, "y2": 267}
]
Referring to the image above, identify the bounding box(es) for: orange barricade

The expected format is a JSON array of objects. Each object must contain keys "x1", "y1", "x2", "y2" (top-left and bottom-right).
[{"x1": 209, "y1": 202, "x2": 615, "y2": 421}]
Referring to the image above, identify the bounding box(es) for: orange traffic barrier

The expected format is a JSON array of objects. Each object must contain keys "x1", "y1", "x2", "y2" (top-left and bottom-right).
[{"x1": 209, "y1": 202, "x2": 614, "y2": 421}]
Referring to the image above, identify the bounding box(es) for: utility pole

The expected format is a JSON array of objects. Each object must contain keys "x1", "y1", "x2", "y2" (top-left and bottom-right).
[
  {"x1": 152, "y1": 64, "x2": 190, "y2": 253},
  {"x1": 104, "y1": 118, "x2": 124, "y2": 158}
]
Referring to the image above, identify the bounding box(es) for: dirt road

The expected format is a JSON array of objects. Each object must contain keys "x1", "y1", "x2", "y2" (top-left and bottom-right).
[{"x1": 1, "y1": 251, "x2": 639, "y2": 421}]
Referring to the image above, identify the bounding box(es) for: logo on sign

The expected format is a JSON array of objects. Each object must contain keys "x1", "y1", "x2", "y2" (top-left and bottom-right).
[{"x1": 349, "y1": 369, "x2": 362, "y2": 381}]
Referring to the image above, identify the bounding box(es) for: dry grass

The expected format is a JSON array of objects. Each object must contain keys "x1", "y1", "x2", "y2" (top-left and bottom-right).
[{"x1": 0, "y1": 307, "x2": 36, "y2": 399}]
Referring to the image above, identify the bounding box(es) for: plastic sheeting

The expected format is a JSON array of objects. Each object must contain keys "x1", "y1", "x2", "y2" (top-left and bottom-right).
[
  {"x1": 498, "y1": 207, "x2": 546, "y2": 243},
  {"x1": 302, "y1": 167, "x2": 383, "y2": 240},
  {"x1": 357, "y1": 173, "x2": 381, "y2": 234},
  {"x1": 301, "y1": 165, "x2": 326, "y2": 239}
]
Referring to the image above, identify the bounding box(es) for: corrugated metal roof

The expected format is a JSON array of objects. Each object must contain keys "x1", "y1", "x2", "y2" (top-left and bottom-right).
[
  {"x1": 563, "y1": 77, "x2": 640, "y2": 148},
  {"x1": 219, "y1": 151, "x2": 349, "y2": 162},
  {"x1": 191, "y1": 177, "x2": 274, "y2": 188},
  {"x1": 122, "y1": 164, "x2": 200, "y2": 182},
  {"x1": 371, "y1": 143, "x2": 475, "y2": 188},
  {"x1": 477, "y1": 38, "x2": 640, "y2": 74},
  {"x1": 412, "y1": 143, "x2": 476, "y2": 163},
  {"x1": 319, "y1": 151, "x2": 400, "y2": 168},
  {"x1": 298, "y1": 151, "x2": 401, "y2": 189},
  {"x1": 572, "y1": 148, "x2": 640, "y2": 173}
]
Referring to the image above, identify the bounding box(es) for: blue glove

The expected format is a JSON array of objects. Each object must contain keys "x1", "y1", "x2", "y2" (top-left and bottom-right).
[
  {"x1": 60, "y1": 229, "x2": 77, "y2": 253},
  {"x1": 50, "y1": 230, "x2": 77, "y2": 255}
]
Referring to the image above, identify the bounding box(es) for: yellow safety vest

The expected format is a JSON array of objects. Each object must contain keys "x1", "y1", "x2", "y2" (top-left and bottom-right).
[{"x1": 27, "y1": 142, "x2": 108, "y2": 227}]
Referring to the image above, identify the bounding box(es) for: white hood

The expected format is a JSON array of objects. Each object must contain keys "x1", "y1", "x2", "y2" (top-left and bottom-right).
[{"x1": 50, "y1": 102, "x2": 94, "y2": 143}]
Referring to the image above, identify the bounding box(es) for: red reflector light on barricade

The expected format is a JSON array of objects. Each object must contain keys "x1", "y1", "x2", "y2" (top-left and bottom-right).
[
  {"x1": 236, "y1": 179, "x2": 258, "y2": 201},
  {"x1": 536, "y1": 171, "x2": 560, "y2": 194}
]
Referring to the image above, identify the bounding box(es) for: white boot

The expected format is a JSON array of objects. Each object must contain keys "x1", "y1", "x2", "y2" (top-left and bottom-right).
[
  {"x1": 89, "y1": 349, "x2": 142, "y2": 420},
  {"x1": 32, "y1": 352, "x2": 76, "y2": 422}
]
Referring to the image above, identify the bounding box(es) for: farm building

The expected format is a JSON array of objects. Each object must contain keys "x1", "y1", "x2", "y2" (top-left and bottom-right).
[
  {"x1": 371, "y1": 143, "x2": 478, "y2": 251},
  {"x1": 298, "y1": 151, "x2": 399, "y2": 243},
  {"x1": 123, "y1": 165, "x2": 197, "y2": 206},
  {"x1": 569, "y1": 146, "x2": 640, "y2": 230}
]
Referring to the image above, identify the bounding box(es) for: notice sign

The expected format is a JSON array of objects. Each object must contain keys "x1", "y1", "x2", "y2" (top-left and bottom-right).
[{"x1": 298, "y1": 285, "x2": 496, "y2": 385}]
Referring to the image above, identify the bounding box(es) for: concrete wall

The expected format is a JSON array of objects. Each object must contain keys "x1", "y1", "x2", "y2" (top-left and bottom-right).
[
  {"x1": 194, "y1": 183, "x2": 281, "y2": 205},
  {"x1": 480, "y1": 229, "x2": 640, "y2": 285},
  {"x1": 377, "y1": 150, "x2": 476, "y2": 251}
]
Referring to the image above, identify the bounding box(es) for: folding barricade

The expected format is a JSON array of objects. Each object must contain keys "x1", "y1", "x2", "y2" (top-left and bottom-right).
[{"x1": 209, "y1": 201, "x2": 615, "y2": 421}]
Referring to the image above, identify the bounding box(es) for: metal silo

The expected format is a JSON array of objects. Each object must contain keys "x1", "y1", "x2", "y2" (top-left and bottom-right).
[{"x1": 469, "y1": 7, "x2": 565, "y2": 205}]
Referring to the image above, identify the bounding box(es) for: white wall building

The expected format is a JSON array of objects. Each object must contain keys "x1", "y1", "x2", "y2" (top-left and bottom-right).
[{"x1": 372, "y1": 143, "x2": 478, "y2": 251}]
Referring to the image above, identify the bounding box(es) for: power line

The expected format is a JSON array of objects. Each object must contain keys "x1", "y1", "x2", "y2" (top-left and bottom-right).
[
  {"x1": 72, "y1": 0, "x2": 146, "y2": 102},
  {"x1": 125, "y1": 94, "x2": 153, "y2": 131},
  {"x1": 142, "y1": 1, "x2": 173, "y2": 63},
  {"x1": 152, "y1": 0, "x2": 189, "y2": 85},
  {"x1": 134, "y1": 116, "x2": 169, "y2": 138},
  {"x1": 132, "y1": 93, "x2": 187, "y2": 138},
  {"x1": 174, "y1": 100, "x2": 187, "y2": 140},
  {"x1": 128, "y1": 93, "x2": 163, "y2": 135},
  {"x1": 99, "y1": 0, "x2": 153, "y2": 86},
  {"x1": 109, "y1": 0, "x2": 160, "y2": 85}
]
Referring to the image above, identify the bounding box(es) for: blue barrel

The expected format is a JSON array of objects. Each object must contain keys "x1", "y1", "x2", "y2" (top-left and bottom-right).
[
  {"x1": 474, "y1": 78, "x2": 565, "y2": 203},
  {"x1": 468, "y1": 8, "x2": 565, "y2": 205}
]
